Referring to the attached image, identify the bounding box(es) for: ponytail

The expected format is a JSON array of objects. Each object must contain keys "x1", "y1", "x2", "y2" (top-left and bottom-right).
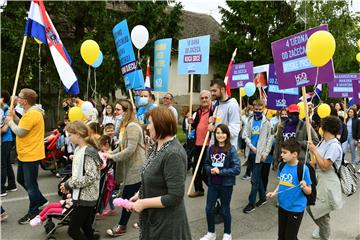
[{"x1": 85, "y1": 136, "x2": 99, "y2": 150}]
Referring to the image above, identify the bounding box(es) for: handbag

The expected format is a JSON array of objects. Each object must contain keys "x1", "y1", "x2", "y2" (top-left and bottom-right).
[{"x1": 334, "y1": 160, "x2": 358, "y2": 196}]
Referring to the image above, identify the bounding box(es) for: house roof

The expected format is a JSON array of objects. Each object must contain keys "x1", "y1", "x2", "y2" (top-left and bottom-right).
[{"x1": 179, "y1": 10, "x2": 221, "y2": 42}]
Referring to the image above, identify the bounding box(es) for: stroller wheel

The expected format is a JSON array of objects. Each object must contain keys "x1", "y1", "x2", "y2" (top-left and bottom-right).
[{"x1": 45, "y1": 220, "x2": 56, "y2": 234}]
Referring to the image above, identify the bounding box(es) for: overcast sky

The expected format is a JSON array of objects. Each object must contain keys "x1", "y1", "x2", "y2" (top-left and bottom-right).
[{"x1": 179, "y1": 0, "x2": 360, "y2": 24}]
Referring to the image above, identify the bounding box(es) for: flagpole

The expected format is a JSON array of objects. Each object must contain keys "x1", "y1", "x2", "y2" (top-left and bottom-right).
[
  {"x1": 38, "y1": 43, "x2": 41, "y2": 105},
  {"x1": 10, "y1": 36, "x2": 28, "y2": 109},
  {"x1": 239, "y1": 88, "x2": 242, "y2": 114},
  {"x1": 188, "y1": 74, "x2": 194, "y2": 135}
]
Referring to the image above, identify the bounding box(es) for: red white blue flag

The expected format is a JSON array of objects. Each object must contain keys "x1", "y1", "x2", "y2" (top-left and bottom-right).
[
  {"x1": 144, "y1": 57, "x2": 152, "y2": 90},
  {"x1": 24, "y1": 0, "x2": 79, "y2": 95}
]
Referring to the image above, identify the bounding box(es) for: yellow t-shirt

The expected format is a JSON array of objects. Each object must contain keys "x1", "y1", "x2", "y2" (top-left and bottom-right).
[{"x1": 16, "y1": 109, "x2": 45, "y2": 162}]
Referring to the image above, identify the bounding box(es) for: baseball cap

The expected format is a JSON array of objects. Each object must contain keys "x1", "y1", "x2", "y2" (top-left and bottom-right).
[{"x1": 288, "y1": 104, "x2": 300, "y2": 113}]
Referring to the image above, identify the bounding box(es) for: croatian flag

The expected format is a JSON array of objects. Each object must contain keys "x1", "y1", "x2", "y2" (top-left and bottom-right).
[
  {"x1": 24, "y1": 0, "x2": 79, "y2": 95},
  {"x1": 223, "y1": 48, "x2": 237, "y2": 97},
  {"x1": 144, "y1": 57, "x2": 152, "y2": 90}
]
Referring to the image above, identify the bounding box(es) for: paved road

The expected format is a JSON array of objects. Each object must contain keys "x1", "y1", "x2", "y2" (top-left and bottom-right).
[{"x1": 1, "y1": 155, "x2": 359, "y2": 240}]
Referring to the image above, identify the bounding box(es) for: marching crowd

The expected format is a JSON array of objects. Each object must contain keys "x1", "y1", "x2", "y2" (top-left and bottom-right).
[{"x1": 0, "y1": 79, "x2": 359, "y2": 240}]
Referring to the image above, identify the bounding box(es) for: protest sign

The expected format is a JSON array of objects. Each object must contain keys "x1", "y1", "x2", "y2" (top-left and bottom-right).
[
  {"x1": 230, "y1": 61, "x2": 253, "y2": 89},
  {"x1": 154, "y1": 38, "x2": 172, "y2": 92},
  {"x1": 328, "y1": 73, "x2": 357, "y2": 98}
]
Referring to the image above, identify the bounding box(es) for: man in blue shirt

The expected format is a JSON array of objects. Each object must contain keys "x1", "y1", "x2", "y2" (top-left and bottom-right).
[
  {"x1": 136, "y1": 90, "x2": 155, "y2": 125},
  {"x1": 1, "y1": 90, "x2": 17, "y2": 196}
]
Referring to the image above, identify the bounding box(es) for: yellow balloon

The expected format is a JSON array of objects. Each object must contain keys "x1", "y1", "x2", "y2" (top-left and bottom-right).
[
  {"x1": 306, "y1": 30, "x2": 336, "y2": 67},
  {"x1": 68, "y1": 107, "x2": 84, "y2": 122},
  {"x1": 80, "y1": 40, "x2": 100, "y2": 65},
  {"x1": 297, "y1": 102, "x2": 306, "y2": 119},
  {"x1": 240, "y1": 88, "x2": 246, "y2": 97},
  {"x1": 34, "y1": 38, "x2": 43, "y2": 45},
  {"x1": 358, "y1": 39, "x2": 360, "y2": 48},
  {"x1": 356, "y1": 53, "x2": 360, "y2": 63},
  {"x1": 319, "y1": 127, "x2": 324, "y2": 137},
  {"x1": 318, "y1": 103, "x2": 331, "y2": 119}
]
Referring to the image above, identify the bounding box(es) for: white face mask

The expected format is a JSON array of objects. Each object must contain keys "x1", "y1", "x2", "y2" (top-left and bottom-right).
[{"x1": 138, "y1": 97, "x2": 149, "y2": 106}]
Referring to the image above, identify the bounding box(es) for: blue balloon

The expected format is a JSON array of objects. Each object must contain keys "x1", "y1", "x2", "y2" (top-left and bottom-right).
[
  {"x1": 91, "y1": 51, "x2": 103, "y2": 68},
  {"x1": 244, "y1": 82, "x2": 256, "y2": 97}
]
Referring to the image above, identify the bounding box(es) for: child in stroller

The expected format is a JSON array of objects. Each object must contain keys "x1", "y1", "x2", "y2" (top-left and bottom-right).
[{"x1": 30, "y1": 194, "x2": 73, "y2": 226}]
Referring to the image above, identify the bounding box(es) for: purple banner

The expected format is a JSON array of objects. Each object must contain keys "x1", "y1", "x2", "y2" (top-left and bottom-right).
[
  {"x1": 229, "y1": 61, "x2": 253, "y2": 89},
  {"x1": 329, "y1": 74, "x2": 358, "y2": 98},
  {"x1": 271, "y1": 25, "x2": 335, "y2": 90},
  {"x1": 351, "y1": 74, "x2": 360, "y2": 104},
  {"x1": 267, "y1": 64, "x2": 299, "y2": 110}
]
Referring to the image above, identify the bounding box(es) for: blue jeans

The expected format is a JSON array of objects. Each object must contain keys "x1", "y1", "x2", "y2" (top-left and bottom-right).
[
  {"x1": 206, "y1": 185, "x2": 233, "y2": 234},
  {"x1": 248, "y1": 162, "x2": 266, "y2": 205},
  {"x1": 245, "y1": 152, "x2": 256, "y2": 177},
  {"x1": 17, "y1": 161, "x2": 47, "y2": 215},
  {"x1": 342, "y1": 135, "x2": 357, "y2": 164},
  {"x1": 1, "y1": 141, "x2": 16, "y2": 192}
]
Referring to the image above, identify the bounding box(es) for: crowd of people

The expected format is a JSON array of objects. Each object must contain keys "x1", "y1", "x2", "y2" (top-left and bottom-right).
[{"x1": 0, "y1": 81, "x2": 359, "y2": 240}]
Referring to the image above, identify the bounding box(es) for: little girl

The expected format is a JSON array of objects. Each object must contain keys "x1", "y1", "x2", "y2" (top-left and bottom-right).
[
  {"x1": 201, "y1": 124, "x2": 241, "y2": 240},
  {"x1": 59, "y1": 121, "x2": 101, "y2": 240},
  {"x1": 30, "y1": 194, "x2": 72, "y2": 226},
  {"x1": 97, "y1": 135, "x2": 116, "y2": 217}
]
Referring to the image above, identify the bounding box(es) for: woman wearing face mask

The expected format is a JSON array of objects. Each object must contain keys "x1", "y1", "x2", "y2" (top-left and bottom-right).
[{"x1": 274, "y1": 104, "x2": 319, "y2": 165}]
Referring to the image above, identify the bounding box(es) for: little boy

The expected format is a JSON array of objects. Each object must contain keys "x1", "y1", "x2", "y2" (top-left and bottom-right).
[
  {"x1": 103, "y1": 123, "x2": 117, "y2": 150},
  {"x1": 267, "y1": 138, "x2": 312, "y2": 240}
]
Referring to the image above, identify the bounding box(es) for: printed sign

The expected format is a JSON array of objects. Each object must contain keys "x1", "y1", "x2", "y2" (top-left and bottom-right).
[
  {"x1": 271, "y1": 25, "x2": 335, "y2": 89},
  {"x1": 328, "y1": 74, "x2": 357, "y2": 98},
  {"x1": 350, "y1": 74, "x2": 360, "y2": 104},
  {"x1": 178, "y1": 35, "x2": 210, "y2": 74},
  {"x1": 113, "y1": 19, "x2": 144, "y2": 90},
  {"x1": 267, "y1": 64, "x2": 299, "y2": 110},
  {"x1": 154, "y1": 38, "x2": 172, "y2": 92},
  {"x1": 229, "y1": 61, "x2": 253, "y2": 89}
]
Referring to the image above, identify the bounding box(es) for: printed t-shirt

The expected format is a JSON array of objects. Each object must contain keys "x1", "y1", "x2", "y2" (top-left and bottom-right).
[
  {"x1": 251, "y1": 119, "x2": 261, "y2": 148},
  {"x1": 283, "y1": 122, "x2": 297, "y2": 141},
  {"x1": 209, "y1": 146, "x2": 226, "y2": 185}
]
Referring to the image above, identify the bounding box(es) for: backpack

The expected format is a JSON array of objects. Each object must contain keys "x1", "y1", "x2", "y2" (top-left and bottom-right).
[
  {"x1": 331, "y1": 138, "x2": 358, "y2": 196},
  {"x1": 279, "y1": 161, "x2": 317, "y2": 206}
]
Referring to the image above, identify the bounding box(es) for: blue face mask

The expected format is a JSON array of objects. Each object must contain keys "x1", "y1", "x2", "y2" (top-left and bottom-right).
[
  {"x1": 138, "y1": 97, "x2": 149, "y2": 106},
  {"x1": 281, "y1": 117, "x2": 288, "y2": 122},
  {"x1": 254, "y1": 111, "x2": 263, "y2": 118}
]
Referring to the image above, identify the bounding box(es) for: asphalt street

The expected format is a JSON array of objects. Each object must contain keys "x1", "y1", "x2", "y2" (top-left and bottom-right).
[{"x1": 1, "y1": 154, "x2": 359, "y2": 240}]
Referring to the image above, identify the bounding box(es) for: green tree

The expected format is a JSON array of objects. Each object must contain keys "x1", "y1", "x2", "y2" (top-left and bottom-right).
[{"x1": 1, "y1": 1, "x2": 183, "y2": 127}]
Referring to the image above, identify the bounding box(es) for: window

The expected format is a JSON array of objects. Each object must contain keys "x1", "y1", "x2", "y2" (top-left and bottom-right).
[{"x1": 188, "y1": 74, "x2": 201, "y2": 93}]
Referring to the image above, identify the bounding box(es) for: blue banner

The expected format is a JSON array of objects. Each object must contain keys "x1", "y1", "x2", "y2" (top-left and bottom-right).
[
  {"x1": 113, "y1": 19, "x2": 144, "y2": 90},
  {"x1": 154, "y1": 38, "x2": 172, "y2": 92},
  {"x1": 178, "y1": 35, "x2": 210, "y2": 75}
]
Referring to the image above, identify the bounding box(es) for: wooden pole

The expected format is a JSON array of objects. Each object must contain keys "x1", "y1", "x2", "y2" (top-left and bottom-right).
[
  {"x1": 128, "y1": 89, "x2": 136, "y2": 111},
  {"x1": 187, "y1": 106, "x2": 218, "y2": 196},
  {"x1": 301, "y1": 86, "x2": 315, "y2": 163},
  {"x1": 343, "y1": 98, "x2": 347, "y2": 123},
  {"x1": 38, "y1": 44, "x2": 41, "y2": 105},
  {"x1": 156, "y1": 92, "x2": 160, "y2": 106},
  {"x1": 239, "y1": 88, "x2": 242, "y2": 114},
  {"x1": 188, "y1": 74, "x2": 194, "y2": 135},
  {"x1": 10, "y1": 36, "x2": 28, "y2": 109}
]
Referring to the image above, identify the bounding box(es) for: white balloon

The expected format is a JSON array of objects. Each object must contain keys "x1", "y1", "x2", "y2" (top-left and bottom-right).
[
  {"x1": 81, "y1": 101, "x2": 93, "y2": 114},
  {"x1": 131, "y1": 25, "x2": 149, "y2": 50}
]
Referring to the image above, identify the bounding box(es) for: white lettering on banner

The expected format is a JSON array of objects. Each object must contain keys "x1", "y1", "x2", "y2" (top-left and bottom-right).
[
  {"x1": 276, "y1": 99, "x2": 287, "y2": 107},
  {"x1": 283, "y1": 132, "x2": 296, "y2": 141},
  {"x1": 211, "y1": 153, "x2": 226, "y2": 167}
]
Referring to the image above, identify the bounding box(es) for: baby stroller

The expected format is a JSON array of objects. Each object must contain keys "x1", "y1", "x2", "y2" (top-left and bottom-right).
[
  {"x1": 40, "y1": 129, "x2": 65, "y2": 174},
  {"x1": 44, "y1": 160, "x2": 114, "y2": 240}
]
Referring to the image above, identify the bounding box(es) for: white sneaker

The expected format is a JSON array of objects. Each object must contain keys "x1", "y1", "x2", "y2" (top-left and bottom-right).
[
  {"x1": 222, "y1": 233, "x2": 232, "y2": 240},
  {"x1": 312, "y1": 228, "x2": 320, "y2": 239},
  {"x1": 29, "y1": 215, "x2": 42, "y2": 226},
  {"x1": 200, "y1": 232, "x2": 216, "y2": 240}
]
